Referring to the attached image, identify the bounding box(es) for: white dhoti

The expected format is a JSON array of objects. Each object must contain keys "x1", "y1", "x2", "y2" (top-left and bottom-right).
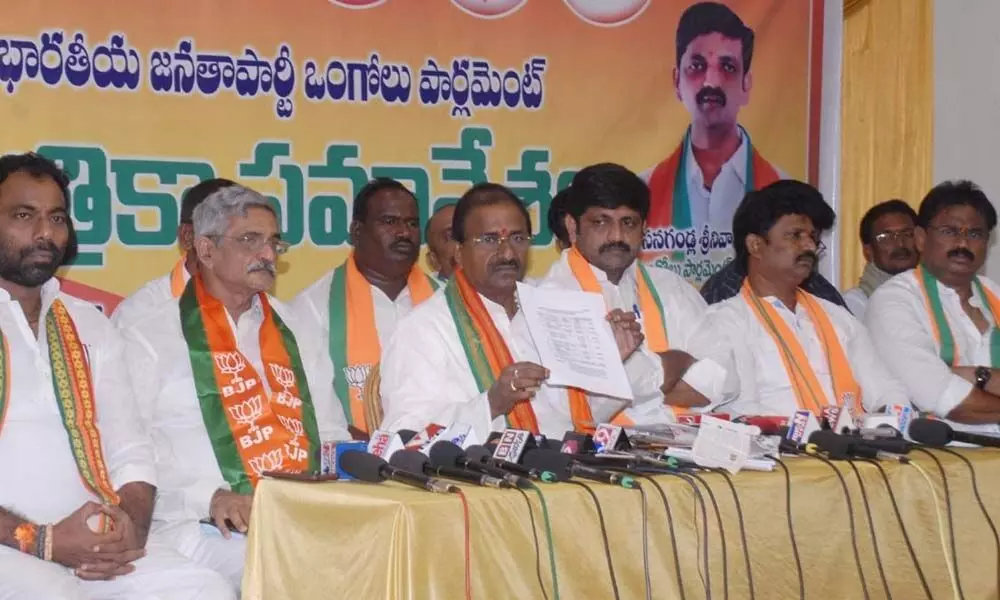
[
  {"x1": 150, "y1": 521, "x2": 247, "y2": 592},
  {"x1": 0, "y1": 539, "x2": 235, "y2": 600}
]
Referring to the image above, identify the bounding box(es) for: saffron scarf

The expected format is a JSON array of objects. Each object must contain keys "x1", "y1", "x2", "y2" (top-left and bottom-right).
[
  {"x1": 647, "y1": 125, "x2": 780, "y2": 229},
  {"x1": 327, "y1": 254, "x2": 438, "y2": 433},
  {"x1": 916, "y1": 265, "x2": 1000, "y2": 367},
  {"x1": 445, "y1": 268, "x2": 540, "y2": 433},
  {"x1": 170, "y1": 258, "x2": 187, "y2": 298},
  {"x1": 180, "y1": 276, "x2": 320, "y2": 493},
  {"x1": 741, "y1": 280, "x2": 862, "y2": 415}
]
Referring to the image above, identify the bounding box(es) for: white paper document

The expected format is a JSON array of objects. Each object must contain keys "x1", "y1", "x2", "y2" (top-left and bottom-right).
[{"x1": 516, "y1": 283, "x2": 634, "y2": 401}]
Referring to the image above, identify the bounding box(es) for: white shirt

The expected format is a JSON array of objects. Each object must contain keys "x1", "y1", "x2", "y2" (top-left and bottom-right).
[
  {"x1": 537, "y1": 250, "x2": 726, "y2": 423},
  {"x1": 120, "y1": 294, "x2": 350, "y2": 525},
  {"x1": 292, "y1": 266, "x2": 420, "y2": 351},
  {"x1": 0, "y1": 279, "x2": 156, "y2": 524},
  {"x1": 842, "y1": 287, "x2": 868, "y2": 321},
  {"x1": 867, "y1": 270, "x2": 1000, "y2": 434},
  {"x1": 687, "y1": 291, "x2": 909, "y2": 416},
  {"x1": 380, "y1": 290, "x2": 625, "y2": 442},
  {"x1": 112, "y1": 263, "x2": 191, "y2": 330}
]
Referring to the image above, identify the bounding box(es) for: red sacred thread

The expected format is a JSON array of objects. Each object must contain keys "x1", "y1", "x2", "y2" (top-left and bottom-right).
[{"x1": 455, "y1": 489, "x2": 473, "y2": 600}]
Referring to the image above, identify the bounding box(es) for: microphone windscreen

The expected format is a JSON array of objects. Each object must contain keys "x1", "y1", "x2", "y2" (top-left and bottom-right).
[
  {"x1": 907, "y1": 418, "x2": 952, "y2": 447},
  {"x1": 397, "y1": 429, "x2": 418, "y2": 444},
  {"x1": 390, "y1": 449, "x2": 430, "y2": 473},
  {"x1": 428, "y1": 441, "x2": 465, "y2": 468},
  {"x1": 465, "y1": 445, "x2": 492, "y2": 464},
  {"x1": 808, "y1": 430, "x2": 851, "y2": 458},
  {"x1": 522, "y1": 448, "x2": 573, "y2": 479},
  {"x1": 339, "y1": 451, "x2": 387, "y2": 483}
]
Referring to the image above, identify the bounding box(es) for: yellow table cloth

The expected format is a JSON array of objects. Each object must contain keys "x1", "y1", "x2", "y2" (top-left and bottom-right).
[{"x1": 243, "y1": 449, "x2": 1000, "y2": 599}]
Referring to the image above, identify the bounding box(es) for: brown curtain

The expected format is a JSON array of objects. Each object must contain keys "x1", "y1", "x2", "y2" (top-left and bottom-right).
[{"x1": 838, "y1": 0, "x2": 934, "y2": 288}]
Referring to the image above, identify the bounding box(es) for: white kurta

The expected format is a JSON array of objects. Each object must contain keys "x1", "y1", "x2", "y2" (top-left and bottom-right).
[
  {"x1": 379, "y1": 290, "x2": 624, "y2": 442},
  {"x1": 120, "y1": 293, "x2": 350, "y2": 589},
  {"x1": 867, "y1": 270, "x2": 1000, "y2": 435},
  {"x1": 687, "y1": 291, "x2": 910, "y2": 416},
  {"x1": 537, "y1": 250, "x2": 725, "y2": 423},
  {"x1": 112, "y1": 263, "x2": 191, "y2": 331},
  {"x1": 842, "y1": 286, "x2": 868, "y2": 321},
  {"x1": 0, "y1": 279, "x2": 234, "y2": 600}
]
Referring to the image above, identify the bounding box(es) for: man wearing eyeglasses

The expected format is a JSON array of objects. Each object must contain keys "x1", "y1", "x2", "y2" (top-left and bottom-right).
[
  {"x1": 536, "y1": 163, "x2": 725, "y2": 424},
  {"x1": 119, "y1": 185, "x2": 350, "y2": 595},
  {"x1": 842, "y1": 200, "x2": 919, "y2": 321},
  {"x1": 380, "y1": 183, "x2": 644, "y2": 442},
  {"x1": 292, "y1": 178, "x2": 439, "y2": 436},
  {"x1": 868, "y1": 181, "x2": 1000, "y2": 434},
  {"x1": 686, "y1": 180, "x2": 908, "y2": 417}
]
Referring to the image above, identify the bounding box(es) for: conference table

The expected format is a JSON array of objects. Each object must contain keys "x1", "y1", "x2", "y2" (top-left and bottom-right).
[{"x1": 242, "y1": 449, "x2": 1000, "y2": 599}]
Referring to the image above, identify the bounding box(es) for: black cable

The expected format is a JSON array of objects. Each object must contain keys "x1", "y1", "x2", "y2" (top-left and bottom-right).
[
  {"x1": 802, "y1": 451, "x2": 871, "y2": 600},
  {"x1": 712, "y1": 469, "x2": 756, "y2": 600},
  {"x1": 634, "y1": 474, "x2": 687, "y2": 600},
  {"x1": 912, "y1": 447, "x2": 965, "y2": 600},
  {"x1": 515, "y1": 487, "x2": 549, "y2": 600},
  {"x1": 564, "y1": 480, "x2": 620, "y2": 600},
  {"x1": 766, "y1": 456, "x2": 804, "y2": 600},
  {"x1": 685, "y1": 470, "x2": 729, "y2": 600},
  {"x1": 637, "y1": 484, "x2": 652, "y2": 600},
  {"x1": 845, "y1": 460, "x2": 892, "y2": 600},
  {"x1": 644, "y1": 469, "x2": 712, "y2": 599},
  {"x1": 931, "y1": 447, "x2": 998, "y2": 597},
  {"x1": 862, "y1": 459, "x2": 934, "y2": 600}
]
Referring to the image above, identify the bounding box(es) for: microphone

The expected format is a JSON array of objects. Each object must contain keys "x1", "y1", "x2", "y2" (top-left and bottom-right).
[
  {"x1": 522, "y1": 448, "x2": 638, "y2": 489},
  {"x1": 390, "y1": 450, "x2": 513, "y2": 489},
  {"x1": 466, "y1": 445, "x2": 561, "y2": 482},
  {"x1": 430, "y1": 441, "x2": 533, "y2": 489},
  {"x1": 808, "y1": 430, "x2": 909, "y2": 463},
  {"x1": 908, "y1": 417, "x2": 1000, "y2": 449},
  {"x1": 338, "y1": 450, "x2": 456, "y2": 493}
]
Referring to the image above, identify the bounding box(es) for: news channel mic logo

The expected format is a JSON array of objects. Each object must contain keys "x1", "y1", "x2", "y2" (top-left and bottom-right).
[
  {"x1": 593, "y1": 423, "x2": 623, "y2": 453},
  {"x1": 492, "y1": 429, "x2": 532, "y2": 462}
]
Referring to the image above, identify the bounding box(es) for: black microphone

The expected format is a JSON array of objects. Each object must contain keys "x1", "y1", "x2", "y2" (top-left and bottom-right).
[
  {"x1": 467, "y1": 445, "x2": 564, "y2": 482},
  {"x1": 390, "y1": 450, "x2": 513, "y2": 489},
  {"x1": 522, "y1": 448, "x2": 639, "y2": 489},
  {"x1": 430, "y1": 441, "x2": 534, "y2": 489},
  {"x1": 909, "y1": 417, "x2": 1000, "y2": 449},
  {"x1": 339, "y1": 451, "x2": 455, "y2": 493},
  {"x1": 397, "y1": 429, "x2": 418, "y2": 444},
  {"x1": 809, "y1": 430, "x2": 909, "y2": 463}
]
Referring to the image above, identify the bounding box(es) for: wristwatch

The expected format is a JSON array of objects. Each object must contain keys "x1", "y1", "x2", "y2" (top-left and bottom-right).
[{"x1": 975, "y1": 366, "x2": 992, "y2": 390}]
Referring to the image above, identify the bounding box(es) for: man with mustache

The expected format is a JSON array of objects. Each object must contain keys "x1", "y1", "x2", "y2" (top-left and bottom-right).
[
  {"x1": 425, "y1": 203, "x2": 457, "y2": 285},
  {"x1": 113, "y1": 178, "x2": 235, "y2": 329},
  {"x1": 868, "y1": 181, "x2": 1000, "y2": 434},
  {"x1": 842, "y1": 200, "x2": 919, "y2": 320},
  {"x1": 380, "y1": 183, "x2": 644, "y2": 441},
  {"x1": 0, "y1": 153, "x2": 233, "y2": 599},
  {"x1": 120, "y1": 185, "x2": 350, "y2": 594},
  {"x1": 687, "y1": 180, "x2": 907, "y2": 417},
  {"x1": 640, "y1": 2, "x2": 783, "y2": 287},
  {"x1": 537, "y1": 163, "x2": 725, "y2": 422},
  {"x1": 292, "y1": 178, "x2": 439, "y2": 435}
]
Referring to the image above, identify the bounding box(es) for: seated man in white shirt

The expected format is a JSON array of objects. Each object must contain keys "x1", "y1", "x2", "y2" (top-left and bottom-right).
[
  {"x1": 842, "y1": 199, "x2": 918, "y2": 320},
  {"x1": 120, "y1": 184, "x2": 351, "y2": 593},
  {"x1": 380, "y1": 183, "x2": 644, "y2": 441},
  {"x1": 425, "y1": 202, "x2": 457, "y2": 286},
  {"x1": 688, "y1": 180, "x2": 909, "y2": 416},
  {"x1": 292, "y1": 178, "x2": 439, "y2": 435},
  {"x1": 112, "y1": 178, "x2": 235, "y2": 330},
  {"x1": 0, "y1": 153, "x2": 232, "y2": 599},
  {"x1": 868, "y1": 180, "x2": 1000, "y2": 433},
  {"x1": 540, "y1": 163, "x2": 725, "y2": 423}
]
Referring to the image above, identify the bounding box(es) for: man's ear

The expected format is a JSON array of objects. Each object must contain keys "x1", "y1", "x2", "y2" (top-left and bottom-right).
[
  {"x1": 564, "y1": 214, "x2": 579, "y2": 246},
  {"x1": 746, "y1": 233, "x2": 765, "y2": 260},
  {"x1": 194, "y1": 236, "x2": 215, "y2": 270}
]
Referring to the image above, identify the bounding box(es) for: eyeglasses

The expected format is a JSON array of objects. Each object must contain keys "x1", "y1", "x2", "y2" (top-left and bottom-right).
[
  {"x1": 470, "y1": 232, "x2": 532, "y2": 249},
  {"x1": 873, "y1": 229, "x2": 915, "y2": 246},
  {"x1": 927, "y1": 225, "x2": 988, "y2": 242},
  {"x1": 213, "y1": 233, "x2": 291, "y2": 255},
  {"x1": 781, "y1": 230, "x2": 827, "y2": 255}
]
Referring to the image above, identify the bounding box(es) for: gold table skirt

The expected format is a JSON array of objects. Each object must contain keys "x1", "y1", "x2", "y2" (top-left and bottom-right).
[{"x1": 243, "y1": 450, "x2": 1000, "y2": 599}]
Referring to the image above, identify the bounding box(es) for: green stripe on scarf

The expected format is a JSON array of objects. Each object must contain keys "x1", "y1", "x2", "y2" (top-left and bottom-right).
[
  {"x1": 921, "y1": 267, "x2": 1000, "y2": 367},
  {"x1": 637, "y1": 263, "x2": 669, "y2": 343},
  {"x1": 671, "y1": 125, "x2": 758, "y2": 230},
  {"x1": 327, "y1": 264, "x2": 352, "y2": 426}
]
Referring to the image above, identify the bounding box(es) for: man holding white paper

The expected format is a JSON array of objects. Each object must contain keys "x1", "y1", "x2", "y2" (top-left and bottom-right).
[
  {"x1": 538, "y1": 163, "x2": 726, "y2": 424},
  {"x1": 380, "y1": 183, "x2": 644, "y2": 441}
]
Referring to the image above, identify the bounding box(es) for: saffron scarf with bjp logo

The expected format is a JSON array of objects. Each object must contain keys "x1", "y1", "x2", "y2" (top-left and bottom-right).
[
  {"x1": 916, "y1": 265, "x2": 1000, "y2": 367},
  {"x1": 566, "y1": 248, "x2": 672, "y2": 431},
  {"x1": 646, "y1": 126, "x2": 780, "y2": 229},
  {"x1": 180, "y1": 275, "x2": 320, "y2": 494},
  {"x1": 0, "y1": 300, "x2": 120, "y2": 514},
  {"x1": 445, "y1": 268, "x2": 541, "y2": 433},
  {"x1": 327, "y1": 253, "x2": 438, "y2": 433},
  {"x1": 741, "y1": 280, "x2": 862, "y2": 415}
]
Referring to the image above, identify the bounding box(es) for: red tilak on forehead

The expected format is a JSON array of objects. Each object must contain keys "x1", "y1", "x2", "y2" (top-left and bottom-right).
[{"x1": 499, "y1": 227, "x2": 510, "y2": 237}]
